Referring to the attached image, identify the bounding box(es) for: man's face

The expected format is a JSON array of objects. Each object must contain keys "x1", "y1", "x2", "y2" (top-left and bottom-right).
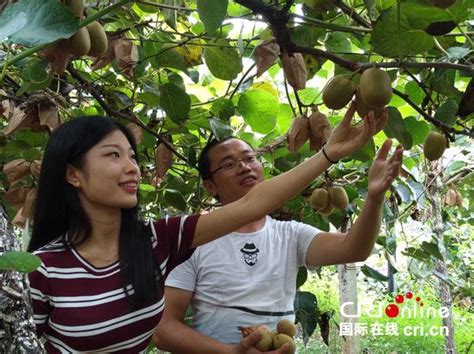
[{"x1": 204, "y1": 139, "x2": 264, "y2": 205}]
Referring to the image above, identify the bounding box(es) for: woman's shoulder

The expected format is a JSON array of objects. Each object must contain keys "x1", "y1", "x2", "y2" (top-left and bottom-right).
[{"x1": 32, "y1": 236, "x2": 69, "y2": 260}]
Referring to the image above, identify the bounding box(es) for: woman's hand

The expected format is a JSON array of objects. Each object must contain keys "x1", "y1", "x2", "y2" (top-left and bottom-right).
[
  {"x1": 367, "y1": 139, "x2": 403, "y2": 200},
  {"x1": 324, "y1": 102, "x2": 388, "y2": 162}
]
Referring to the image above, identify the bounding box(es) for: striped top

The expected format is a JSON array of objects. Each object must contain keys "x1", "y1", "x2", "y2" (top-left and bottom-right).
[{"x1": 28, "y1": 215, "x2": 199, "y2": 353}]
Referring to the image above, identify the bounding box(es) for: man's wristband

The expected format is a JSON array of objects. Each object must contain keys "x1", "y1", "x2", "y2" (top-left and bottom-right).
[{"x1": 322, "y1": 146, "x2": 338, "y2": 164}]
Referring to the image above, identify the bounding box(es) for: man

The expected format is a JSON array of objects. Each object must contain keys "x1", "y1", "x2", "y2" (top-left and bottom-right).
[{"x1": 153, "y1": 105, "x2": 403, "y2": 353}]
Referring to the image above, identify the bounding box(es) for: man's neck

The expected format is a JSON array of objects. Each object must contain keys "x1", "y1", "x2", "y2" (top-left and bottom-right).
[{"x1": 234, "y1": 217, "x2": 266, "y2": 233}]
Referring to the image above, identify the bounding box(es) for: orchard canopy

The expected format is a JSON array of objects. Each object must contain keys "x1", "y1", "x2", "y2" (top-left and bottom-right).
[{"x1": 0, "y1": 0, "x2": 473, "y2": 334}]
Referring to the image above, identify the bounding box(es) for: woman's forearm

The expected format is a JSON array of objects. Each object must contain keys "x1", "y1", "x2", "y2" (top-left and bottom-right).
[{"x1": 242, "y1": 150, "x2": 332, "y2": 218}]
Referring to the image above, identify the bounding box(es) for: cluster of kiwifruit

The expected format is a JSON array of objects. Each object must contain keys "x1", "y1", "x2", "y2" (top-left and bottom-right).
[
  {"x1": 322, "y1": 68, "x2": 392, "y2": 118},
  {"x1": 310, "y1": 186, "x2": 349, "y2": 216},
  {"x1": 423, "y1": 131, "x2": 447, "y2": 161},
  {"x1": 238, "y1": 319, "x2": 297, "y2": 353},
  {"x1": 62, "y1": 0, "x2": 108, "y2": 57}
]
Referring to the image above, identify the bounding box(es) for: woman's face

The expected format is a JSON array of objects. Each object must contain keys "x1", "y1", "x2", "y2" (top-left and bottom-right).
[{"x1": 69, "y1": 130, "x2": 141, "y2": 213}]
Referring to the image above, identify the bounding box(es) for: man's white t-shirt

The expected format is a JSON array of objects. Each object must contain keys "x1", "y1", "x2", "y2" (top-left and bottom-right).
[{"x1": 165, "y1": 216, "x2": 320, "y2": 344}]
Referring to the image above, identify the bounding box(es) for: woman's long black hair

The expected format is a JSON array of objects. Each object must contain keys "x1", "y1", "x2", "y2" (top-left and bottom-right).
[{"x1": 28, "y1": 116, "x2": 158, "y2": 308}]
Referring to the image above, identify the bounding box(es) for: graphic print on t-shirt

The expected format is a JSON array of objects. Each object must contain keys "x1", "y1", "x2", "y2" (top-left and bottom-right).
[{"x1": 240, "y1": 243, "x2": 259, "y2": 266}]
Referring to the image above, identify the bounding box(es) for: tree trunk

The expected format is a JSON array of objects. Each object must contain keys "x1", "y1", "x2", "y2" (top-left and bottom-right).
[
  {"x1": 337, "y1": 217, "x2": 360, "y2": 354},
  {"x1": 0, "y1": 204, "x2": 44, "y2": 353},
  {"x1": 426, "y1": 161, "x2": 456, "y2": 353}
]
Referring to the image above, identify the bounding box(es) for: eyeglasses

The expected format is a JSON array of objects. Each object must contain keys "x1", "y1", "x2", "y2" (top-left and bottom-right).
[{"x1": 209, "y1": 154, "x2": 260, "y2": 177}]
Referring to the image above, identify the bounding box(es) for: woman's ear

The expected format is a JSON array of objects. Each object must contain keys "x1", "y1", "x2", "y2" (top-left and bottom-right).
[{"x1": 66, "y1": 165, "x2": 81, "y2": 188}]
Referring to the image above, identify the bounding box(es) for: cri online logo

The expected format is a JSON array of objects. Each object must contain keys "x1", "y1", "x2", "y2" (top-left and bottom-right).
[
  {"x1": 385, "y1": 292, "x2": 423, "y2": 318},
  {"x1": 340, "y1": 291, "x2": 449, "y2": 319}
]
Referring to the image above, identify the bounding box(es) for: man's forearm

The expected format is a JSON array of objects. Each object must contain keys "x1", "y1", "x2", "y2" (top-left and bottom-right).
[
  {"x1": 154, "y1": 319, "x2": 232, "y2": 354},
  {"x1": 343, "y1": 194, "x2": 385, "y2": 261}
]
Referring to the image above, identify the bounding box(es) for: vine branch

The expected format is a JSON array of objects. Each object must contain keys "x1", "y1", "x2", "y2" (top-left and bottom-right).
[{"x1": 66, "y1": 64, "x2": 188, "y2": 162}]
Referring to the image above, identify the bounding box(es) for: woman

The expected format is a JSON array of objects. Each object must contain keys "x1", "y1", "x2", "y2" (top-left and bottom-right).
[{"x1": 28, "y1": 104, "x2": 387, "y2": 352}]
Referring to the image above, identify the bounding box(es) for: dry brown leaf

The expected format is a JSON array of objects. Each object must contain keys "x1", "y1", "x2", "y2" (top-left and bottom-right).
[
  {"x1": 308, "y1": 106, "x2": 332, "y2": 151},
  {"x1": 288, "y1": 115, "x2": 310, "y2": 153},
  {"x1": 39, "y1": 40, "x2": 74, "y2": 75},
  {"x1": 38, "y1": 99, "x2": 61, "y2": 131},
  {"x1": 127, "y1": 122, "x2": 143, "y2": 145},
  {"x1": 455, "y1": 191, "x2": 463, "y2": 208},
  {"x1": 114, "y1": 39, "x2": 139, "y2": 77},
  {"x1": 155, "y1": 142, "x2": 174, "y2": 178},
  {"x1": 21, "y1": 188, "x2": 37, "y2": 219},
  {"x1": 3, "y1": 159, "x2": 31, "y2": 185},
  {"x1": 0, "y1": 89, "x2": 15, "y2": 118},
  {"x1": 13, "y1": 207, "x2": 27, "y2": 228},
  {"x1": 444, "y1": 188, "x2": 457, "y2": 206},
  {"x1": 91, "y1": 37, "x2": 116, "y2": 71},
  {"x1": 281, "y1": 52, "x2": 307, "y2": 91},
  {"x1": 30, "y1": 160, "x2": 42, "y2": 179},
  {"x1": 254, "y1": 38, "x2": 280, "y2": 77},
  {"x1": 5, "y1": 186, "x2": 33, "y2": 209},
  {"x1": 4, "y1": 95, "x2": 58, "y2": 135}
]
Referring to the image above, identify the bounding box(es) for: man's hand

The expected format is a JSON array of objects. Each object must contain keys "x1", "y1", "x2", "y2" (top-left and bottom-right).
[
  {"x1": 325, "y1": 102, "x2": 388, "y2": 161},
  {"x1": 368, "y1": 139, "x2": 403, "y2": 199},
  {"x1": 231, "y1": 331, "x2": 289, "y2": 354}
]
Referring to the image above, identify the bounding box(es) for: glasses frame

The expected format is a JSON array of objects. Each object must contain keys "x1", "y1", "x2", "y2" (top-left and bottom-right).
[{"x1": 208, "y1": 153, "x2": 261, "y2": 177}]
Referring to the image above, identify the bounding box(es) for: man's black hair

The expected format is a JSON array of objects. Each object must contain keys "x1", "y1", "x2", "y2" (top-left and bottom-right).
[{"x1": 197, "y1": 136, "x2": 235, "y2": 180}]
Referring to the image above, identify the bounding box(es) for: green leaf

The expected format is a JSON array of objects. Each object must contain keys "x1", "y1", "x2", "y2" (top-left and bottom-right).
[
  {"x1": 164, "y1": 190, "x2": 187, "y2": 211},
  {"x1": 0, "y1": 251, "x2": 41, "y2": 273},
  {"x1": 159, "y1": 83, "x2": 191, "y2": 124},
  {"x1": 0, "y1": 0, "x2": 78, "y2": 46},
  {"x1": 162, "y1": 0, "x2": 178, "y2": 29},
  {"x1": 209, "y1": 118, "x2": 233, "y2": 141},
  {"x1": 144, "y1": 33, "x2": 187, "y2": 71},
  {"x1": 393, "y1": 180, "x2": 415, "y2": 203},
  {"x1": 211, "y1": 98, "x2": 235, "y2": 120},
  {"x1": 350, "y1": 138, "x2": 375, "y2": 162},
  {"x1": 324, "y1": 32, "x2": 352, "y2": 53},
  {"x1": 421, "y1": 241, "x2": 444, "y2": 261},
  {"x1": 386, "y1": 231, "x2": 397, "y2": 255},
  {"x1": 384, "y1": 106, "x2": 413, "y2": 149},
  {"x1": 403, "y1": 116, "x2": 430, "y2": 145},
  {"x1": 294, "y1": 290, "x2": 319, "y2": 344},
  {"x1": 203, "y1": 39, "x2": 243, "y2": 80},
  {"x1": 296, "y1": 266, "x2": 308, "y2": 288},
  {"x1": 371, "y1": 6, "x2": 434, "y2": 57},
  {"x1": 361, "y1": 264, "x2": 388, "y2": 282},
  {"x1": 237, "y1": 89, "x2": 279, "y2": 134},
  {"x1": 197, "y1": 0, "x2": 228, "y2": 34},
  {"x1": 434, "y1": 100, "x2": 458, "y2": 127}
]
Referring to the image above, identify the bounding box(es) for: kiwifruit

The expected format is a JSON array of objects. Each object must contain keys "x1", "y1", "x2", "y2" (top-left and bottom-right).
[
  {"x1": 328, "y1": 186, "x2": 349, "y2": 209},
  {"x1": 86, "y1": 21, "x2": 108, "y2": 57},
  {"x1": 359, "y1": 68, "x2": 392, "y2": 107},
  {"x1": 427, "y1": 0, "x2": 457, "y2": 8},
  {"x1": 355, "y1": 89, "x2": 384, "y2": 118},
  {"x1": 423, "y1": 131, "x2": 447, "y2": 160},
  {"x1": 276, "y1": 319, "x2": 296, "y2": 337},
  {"x1": 273, "y1": 333, "x2": 296, "y2": 354},
  {"x1": 64, "y1": 0, "x2": 84, "y2": 18},
  {"x1": 322, "y1": 75, "x2": 356, "y2": 110},
  {"x1": 318, "y1": 203, "x2": 334, "y2": 216},
  {"x1": 65, "y1": 27, "x2": 91, "y2": 56},
  {"x1": 255, "y1": 327, "x2": 273, "y2": 351},
  {"x1": 424, "y1": 21, "x2": 457, "y2": 36},
  {"x1": 310, "y1": 188, "x2": 329, "y2": 211}
]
